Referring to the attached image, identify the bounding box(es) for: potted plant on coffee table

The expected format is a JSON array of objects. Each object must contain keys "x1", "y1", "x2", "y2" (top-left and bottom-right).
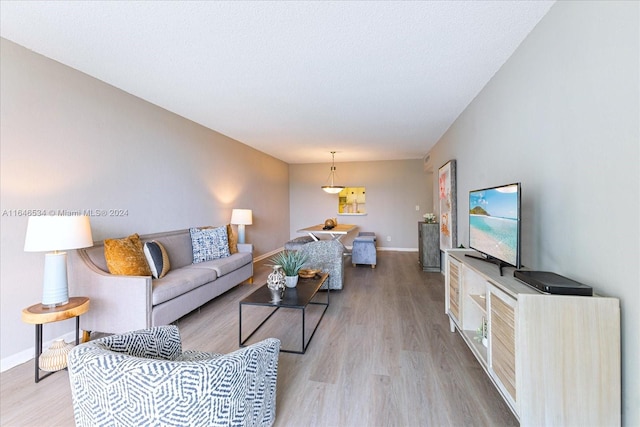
[{"x1": 269, "y1": 250, "x2": 308, "y2": 288}]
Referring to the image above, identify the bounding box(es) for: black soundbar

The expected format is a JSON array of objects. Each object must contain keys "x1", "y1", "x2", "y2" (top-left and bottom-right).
[{"x1": 514, "y1": 270, "x2": 592, "y2": 296}]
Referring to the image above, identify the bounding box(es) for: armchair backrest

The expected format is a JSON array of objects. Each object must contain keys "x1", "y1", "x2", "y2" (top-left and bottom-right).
[
  {"x1": 68, "y1": 326, "x2": 280, "y2": 427},
  {"x1": 89, "y1": 324, "x2": 183, "y2": 360},
  {"x1": 298, "y1": 239, "x2": 345, "y2": 290}
]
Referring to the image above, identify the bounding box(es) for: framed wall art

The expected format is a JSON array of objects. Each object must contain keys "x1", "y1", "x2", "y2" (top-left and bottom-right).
[
  {"x1": 338, "y1": 187, "x2": 366, "y2": 215},
  {"x1": 438, "y1": 160, "x2": 457, "y2": 251}
]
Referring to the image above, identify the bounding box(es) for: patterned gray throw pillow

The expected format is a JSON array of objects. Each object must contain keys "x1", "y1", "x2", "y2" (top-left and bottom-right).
[{"x1": 189, "y1": 226, "x2": 231, "y2": 263}]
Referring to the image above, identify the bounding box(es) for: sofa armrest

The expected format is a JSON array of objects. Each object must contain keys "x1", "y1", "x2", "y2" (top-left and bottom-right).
[
  {"x1": 69, "y1": 249, "x2": 152, "y2": 334},
  {"x1": 237, "y1": 243, "x2": 253, "y2": 254}
]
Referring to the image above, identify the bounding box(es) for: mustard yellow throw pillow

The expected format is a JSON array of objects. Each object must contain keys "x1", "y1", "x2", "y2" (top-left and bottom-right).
[{"x1": 104, "y1": 233, "x2": 152, "y2": 276}]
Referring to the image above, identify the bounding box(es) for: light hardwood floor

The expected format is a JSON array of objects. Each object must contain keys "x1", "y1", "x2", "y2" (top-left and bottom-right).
[{"x1": 1, "y1": 251, "x2": 518, "y2": 427}]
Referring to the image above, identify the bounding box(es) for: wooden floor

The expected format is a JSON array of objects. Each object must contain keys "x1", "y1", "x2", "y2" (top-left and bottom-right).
[{"x1": 0, "y1": 251, "x2": 518, "y2": 427}]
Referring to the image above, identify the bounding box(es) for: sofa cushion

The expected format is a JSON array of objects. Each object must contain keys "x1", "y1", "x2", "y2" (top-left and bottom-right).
[
  {"x1": 104, "y1": 234, "x2": 152, "y2": 276},
  {"x1": 190, "y1": 226, "x2": 230, "y2": 263},
  {"x1": 152, "y1": 267, "x2": 217, "y2": 305},
  {"x1": 147, "y1": 231, "x2": 194, "y2": 270},
  {"x1": 190, "y1": 252, "x2": 252, "y2": 277},
  {"x1": 144, "y1": 241, "x2": 171, "y2": 279}
]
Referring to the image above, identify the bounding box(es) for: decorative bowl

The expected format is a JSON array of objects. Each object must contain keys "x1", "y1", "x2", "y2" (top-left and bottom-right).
[{"x1": 298, "y1": 268, "x2": 320, "y2": 279}]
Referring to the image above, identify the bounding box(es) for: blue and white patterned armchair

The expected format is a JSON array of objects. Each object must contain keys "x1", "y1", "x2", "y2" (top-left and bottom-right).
[{"x1": 67, "y1": 325, "x2": 280, "y2": 427}]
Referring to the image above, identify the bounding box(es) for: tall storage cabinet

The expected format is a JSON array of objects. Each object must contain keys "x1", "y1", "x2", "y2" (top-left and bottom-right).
[
  {"x1": 444, "y1": 249, "x2": 621, "y2": 426},
  {"x1": 418, "y1": 222, "x2": 440, "y2": 272}
]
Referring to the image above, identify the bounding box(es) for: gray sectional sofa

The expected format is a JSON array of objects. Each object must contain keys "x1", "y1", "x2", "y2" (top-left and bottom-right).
[{"x1": 69, "y1": 228, "x2": 253, "y2": 334}]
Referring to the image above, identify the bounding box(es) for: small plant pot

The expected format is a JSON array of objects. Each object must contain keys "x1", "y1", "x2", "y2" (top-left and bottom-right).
[{"x1": 285, "y1": 275, "x2": 299, "y2": 288}]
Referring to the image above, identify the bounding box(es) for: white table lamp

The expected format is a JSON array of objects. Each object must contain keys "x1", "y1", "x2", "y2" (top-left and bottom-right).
[
  {"x1": 230, "y1": 209, "x2": 252, "y2": 244},
  {"x1": 24, "y1": 216, "x2": 93, "y2": 308}
]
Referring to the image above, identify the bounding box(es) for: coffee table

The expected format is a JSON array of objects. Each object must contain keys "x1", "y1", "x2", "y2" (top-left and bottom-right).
[{"x1": 239, "y1": 272, "x2": 329, "y2": 354}]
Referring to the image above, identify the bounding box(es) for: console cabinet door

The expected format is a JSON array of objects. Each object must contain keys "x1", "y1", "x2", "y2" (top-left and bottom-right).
[
  {"x1": 447, "y1": 257, "x2": 461, "y2": 327},
  {"x1": 488, "y1": 285, "x2": 517, "y2": 409}
]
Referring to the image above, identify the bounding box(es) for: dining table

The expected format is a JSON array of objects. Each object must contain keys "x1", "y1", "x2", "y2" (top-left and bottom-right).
[{"x1": 297, "y1": 223, "x2": 358, "y2": 241}]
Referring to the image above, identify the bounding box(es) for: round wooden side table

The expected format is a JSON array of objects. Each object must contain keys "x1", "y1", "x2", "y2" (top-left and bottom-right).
[{"x1": 21, "y1": 296, "x2": 90, "y2": 383}]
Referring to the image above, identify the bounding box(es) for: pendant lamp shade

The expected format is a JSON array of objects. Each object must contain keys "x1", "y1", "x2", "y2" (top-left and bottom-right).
[{"x1": 322, "y1": 151, "x2": 344, "y2": 194}]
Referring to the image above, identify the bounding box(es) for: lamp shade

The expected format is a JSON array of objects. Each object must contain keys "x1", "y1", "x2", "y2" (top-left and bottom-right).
[
  {"x1": 24, "y1": 216, "x2": 93, "y2": 252},
  {"x1": 24, "y1": 215, "x2": 93, "y2": 307},
  {"x1": 230, "y1": 209, "x2": 253, "y2": 226},
  {"x1": 322, "y1": 186, "x2": 344, "y2": 194},
  {"x1": 321, "y1": 151, "x2": 344, "y2": 194}
]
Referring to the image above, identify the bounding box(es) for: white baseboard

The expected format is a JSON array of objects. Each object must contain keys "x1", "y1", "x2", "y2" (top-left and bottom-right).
[{"x1": 377, "y1": 247, "x2": 418, "y2": 252}]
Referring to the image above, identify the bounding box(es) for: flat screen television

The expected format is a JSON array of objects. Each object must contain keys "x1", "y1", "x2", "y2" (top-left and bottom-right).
[{"x1": 468, "y1": 182, "x2": 521, "y2": 274}]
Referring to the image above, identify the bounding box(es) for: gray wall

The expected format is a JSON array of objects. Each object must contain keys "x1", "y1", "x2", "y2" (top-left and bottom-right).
[
  {"x1": 428, "y1": 1, "x2": 638, "y2": 424},
  {"x1": 289, "y1": 160, "x2": 433, "y2": 249},
  {"x1": 0, "y1": 38, "x2": 290, "y2": 366}
]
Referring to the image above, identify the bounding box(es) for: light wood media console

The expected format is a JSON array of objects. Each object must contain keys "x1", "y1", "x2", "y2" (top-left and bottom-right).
[{"x1": 444, "y1": 249, "x2": 620, "y2": 426}]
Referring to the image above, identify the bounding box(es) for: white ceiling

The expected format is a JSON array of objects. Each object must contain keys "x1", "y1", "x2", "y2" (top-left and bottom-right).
[{"x1": 0, "y1": 1, "x2": 554, "y2": 164}]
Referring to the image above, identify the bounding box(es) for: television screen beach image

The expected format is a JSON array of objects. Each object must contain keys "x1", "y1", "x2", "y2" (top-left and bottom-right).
[{"x1": 469, "y1": 183, "x2": 520, "y2": 267}]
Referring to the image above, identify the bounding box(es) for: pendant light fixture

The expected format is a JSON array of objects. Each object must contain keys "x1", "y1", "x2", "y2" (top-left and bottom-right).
[{"x1": 321, "y1": 151, "x2": 345, "y2": 194}]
